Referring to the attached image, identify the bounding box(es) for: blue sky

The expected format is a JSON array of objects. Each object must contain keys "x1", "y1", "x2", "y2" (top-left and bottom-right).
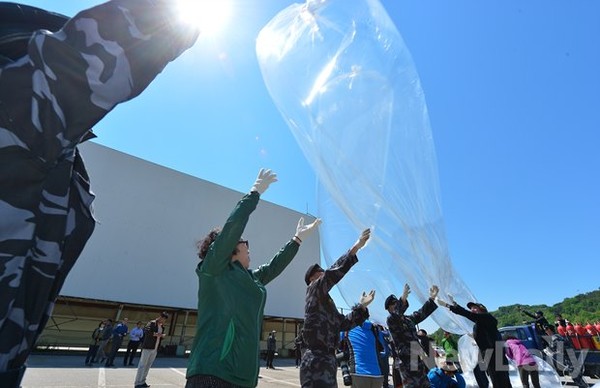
[{"x1": 21, "y1": 1, "x2": 599, "y2": 328}]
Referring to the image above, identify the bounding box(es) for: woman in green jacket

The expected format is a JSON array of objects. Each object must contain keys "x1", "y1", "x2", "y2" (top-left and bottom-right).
[{"x1": 186, "y1": 169, "x2": 320, "y2": 388}]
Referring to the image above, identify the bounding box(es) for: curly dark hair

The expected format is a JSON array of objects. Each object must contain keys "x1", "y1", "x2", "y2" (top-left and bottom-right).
[{"x1": 197, "y1": 228, "x2": 221, "y2": 259}]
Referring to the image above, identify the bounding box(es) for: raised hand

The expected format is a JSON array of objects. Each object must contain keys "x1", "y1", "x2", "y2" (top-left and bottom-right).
[
  {"x1": 350, "y1": 228, "x2": 371, "y2": 254},
  {"x1": 429, "y1": 285, "x2": 439, "y2": 299},
  {"x1": 447, "y1": 294, "x2": 456, "y2": 306},
  {"x1": 250, "y1": 168, "x2": 278, "y2": 194},
  {"x1": 401, "y1": 283, "x2": 411, "y2": 302},
  {"x1": 295, "y1": 217, "x2": 322, "y2": 242},
  {"x1": 359, "y1": 290, "x2": 376, "y2": 307}
]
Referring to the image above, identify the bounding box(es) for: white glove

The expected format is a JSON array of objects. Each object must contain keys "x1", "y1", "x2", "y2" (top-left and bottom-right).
[
  {"x1": 250, "y1": 168, "x2": 277, "y2": 195},
  {"x1": 429, "y1": 285, "x2": 439, "y2": 299},
  {"x1": 295, "y1": 217, "x2": 322, "y2": 242},
  {"x1": 359, "y1": 290, "x2": 376, "y2": 307},
  {"x1": 447, "y1": 293, "x2": 456, "y2": 306},
  {"x1": 436, "y1": 298, "x2": 449, "y2": 308},
  {"x1": 401, "y1": 283, "x2": 411, "y2": 301},
  {"x1": 350, "y1": 229, "x2": 371, "y2": 255}
]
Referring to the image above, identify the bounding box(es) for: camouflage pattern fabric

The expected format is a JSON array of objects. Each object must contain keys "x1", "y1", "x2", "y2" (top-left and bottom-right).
[
  {"x1": 299, "y1": 349, "x2": 339, "y2": 388},
  {"x1": 300, "y1": 252, "x2": 368, "y2": 387},
  {"x1": 386, "y1": 298, "x2": 437, "y2": 388},
  {"x1": 0, "y1": 0, "x2": 197, "y2": 384}
]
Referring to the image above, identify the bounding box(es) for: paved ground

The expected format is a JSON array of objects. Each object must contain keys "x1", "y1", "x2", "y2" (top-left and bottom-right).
[
  {"x1": 22, "y1": 354, "x2": 315, "y2": 388},
  {"x1": 21, "y1": 354, "x2": 599, "y2": 387}
]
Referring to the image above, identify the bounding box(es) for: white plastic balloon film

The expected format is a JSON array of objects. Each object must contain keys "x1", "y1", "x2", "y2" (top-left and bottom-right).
[
  {"x1": 257, "y1": 0, "x2": 473, "y2": 331},
  {"x1": 457, "y1": 335, "x2": 562, "y2": 387}
]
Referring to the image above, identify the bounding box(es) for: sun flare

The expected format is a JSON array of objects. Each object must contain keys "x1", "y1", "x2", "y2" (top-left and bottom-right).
[{"x1": 176, "y1": 0, "x2": 233, "y2": 36}]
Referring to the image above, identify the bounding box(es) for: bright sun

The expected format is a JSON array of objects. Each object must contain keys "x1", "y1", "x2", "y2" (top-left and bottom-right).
[{"x1": 176, "y1": 0, "x2": 233, "y2": 36}]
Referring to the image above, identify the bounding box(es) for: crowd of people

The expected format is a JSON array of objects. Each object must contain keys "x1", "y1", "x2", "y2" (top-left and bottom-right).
[{"x1": 82, "y1": 313, "x2": 170, "y2": 388}]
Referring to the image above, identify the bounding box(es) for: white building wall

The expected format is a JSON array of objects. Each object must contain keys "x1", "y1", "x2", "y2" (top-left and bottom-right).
[{"x1": 61, "y1": 142, "x2": 318, "y2": 319}]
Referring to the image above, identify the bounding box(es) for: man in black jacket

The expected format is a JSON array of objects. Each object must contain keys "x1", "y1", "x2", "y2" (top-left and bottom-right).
[{"x1": 442, "y1": 300, "x2": 512, "y2": 388}]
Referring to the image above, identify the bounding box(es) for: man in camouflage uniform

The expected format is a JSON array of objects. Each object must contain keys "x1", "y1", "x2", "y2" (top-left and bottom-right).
[
  {"x1": 300, "y1": 228, "x2": 374, "y2": 388},
  {"x1": 385, "y1": 284, "x2": 439, "y2": 388},
  {"x1": 0, "y1": 2, "x2": 198, "y2": 385}
]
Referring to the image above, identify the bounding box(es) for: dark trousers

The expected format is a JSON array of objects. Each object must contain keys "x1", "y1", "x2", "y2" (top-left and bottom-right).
[
  {"x1": 106, "y1": 336, "x2": 123, "y2": 366},
  {"x1": 487, "y1": 354, "x2": 512, "y2": 388},
  {"x1": 379, "y1": 355, "x2": 390, "y2": 388},
  {"x1": 300, "y1": 349, "x2": 338, "y2": 388},
  {"x1": 124, "y1": 340, "x2": 141, "y2": 365},
  {"x1": 473, "y1": 364, "x2": 489, "y2": 388},
  {"x1": 518, "y1": 366, "x2": 540, "y2": 388},
  {"x1": 85, "y1": 344, "x2": 99, "y2": 365},
  {"x1": 185, "y1": 374, "x2": 243, "y2": 388},
  {"x1": 266, "y1": 350, "x2": 275, "y2": 368}
]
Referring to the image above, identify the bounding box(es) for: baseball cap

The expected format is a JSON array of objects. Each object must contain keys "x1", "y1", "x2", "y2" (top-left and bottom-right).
[
  {"x1": 384, "y1": 294, "x2": 398, "y2": 310},
  {"x1": 467, "y1": 302, "x2": 487, "y2": 312},
  {"x1": 305, "y1": 263, "x2": 323, "y2": 285}
]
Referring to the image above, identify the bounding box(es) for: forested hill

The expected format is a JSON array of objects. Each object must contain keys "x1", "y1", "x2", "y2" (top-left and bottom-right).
[{"x1": 493, "y1": 288, "x2": 600, "y2": 328}]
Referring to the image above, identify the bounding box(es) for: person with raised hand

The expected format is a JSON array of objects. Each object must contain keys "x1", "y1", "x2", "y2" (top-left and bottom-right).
[
  {"x1": 384, "y1": 284, "x2": 440, "y2": 388},
  {"x1": 438, "y1": 296, "x2": 512, "y2": 388},
  {"x1": 300, "y1": 228, "x2": 373, "y2": 388},
  {"x1": 186, "y1": 169, "x2": 320, "y2": 388}
]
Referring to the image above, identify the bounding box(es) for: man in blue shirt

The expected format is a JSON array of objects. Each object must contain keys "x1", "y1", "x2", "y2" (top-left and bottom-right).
[
  {"x1": 124, "y1": 321, "x2": 144, "y2": 366},
  {"x1": 106, "y1": 318, "x2": 129, "y2": 367},
  {"x1": 341, "y1": 312, "x2": 388, "y2": 387}
]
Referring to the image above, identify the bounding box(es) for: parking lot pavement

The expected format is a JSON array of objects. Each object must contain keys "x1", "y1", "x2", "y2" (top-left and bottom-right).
[
  {"x1": 21, "y1": 354, "x2": 599, "y2": 387},
  {"x1": 21, "y1": 354, "x2": 317, "y2": 387}
]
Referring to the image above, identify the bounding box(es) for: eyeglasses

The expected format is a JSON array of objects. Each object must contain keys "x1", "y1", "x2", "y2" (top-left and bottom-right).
[{"x1": 238, "y1": 239, "x2": 249, "y2": 248}]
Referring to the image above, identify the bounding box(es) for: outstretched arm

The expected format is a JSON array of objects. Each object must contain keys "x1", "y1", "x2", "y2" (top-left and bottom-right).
[
  {"x1": 448, "y1": 303, "x2": 478, "y2": 323},
  {"x1": 518, "y1": 307, "x2": 537, "y2": 319},
  {"x1": 1, "y1": 0, "x2": 199, "y2": 160},
  {"x1": 319, "y1": 229, "x2": 371, "y2": 291},
  {"x1": 254, "y1": 217, "x2": 321, "y2": 285},
  {"x1": 203, "y1": 170, "x2": 277, "y2": 274}
]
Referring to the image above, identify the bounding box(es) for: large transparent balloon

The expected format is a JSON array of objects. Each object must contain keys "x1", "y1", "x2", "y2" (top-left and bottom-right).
[{"x1": 258, "y1": 0, "x2": 470, "y2": 331}]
